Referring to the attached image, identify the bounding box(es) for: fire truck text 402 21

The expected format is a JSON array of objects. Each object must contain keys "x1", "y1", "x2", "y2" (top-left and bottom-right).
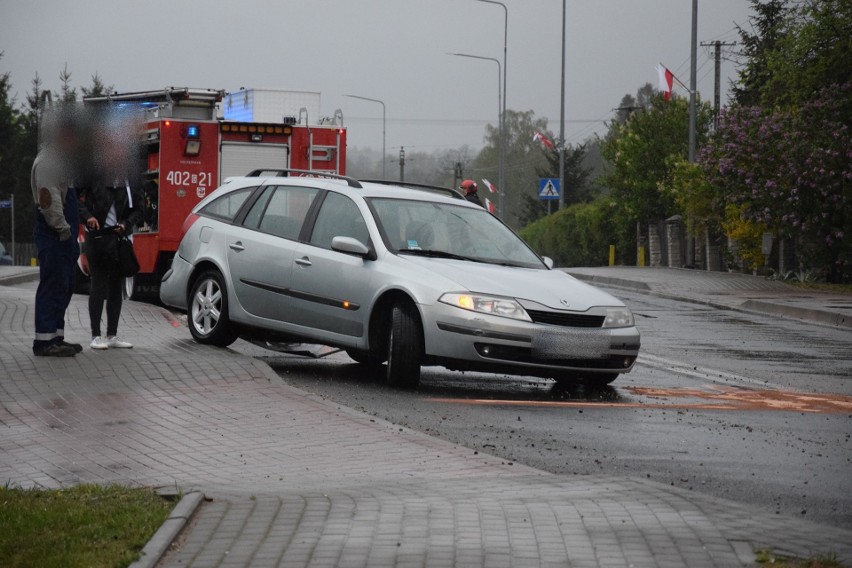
[{"x1": 165, "y1": 170, "x2": 214, "y2": 187}]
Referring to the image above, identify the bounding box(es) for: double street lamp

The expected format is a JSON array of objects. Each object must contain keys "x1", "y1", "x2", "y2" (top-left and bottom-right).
[
  {"x1": 449, "y1": 52, "x2": 501, "y2": 203},
  {"x1": 343, "y1": 94, "x2": 387, "y2": 178}
]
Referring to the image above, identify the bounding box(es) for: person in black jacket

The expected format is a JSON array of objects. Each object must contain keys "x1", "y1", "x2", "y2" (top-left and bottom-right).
[{"x1": 78, "y1": 137, "x2": 142, "y2": 350}]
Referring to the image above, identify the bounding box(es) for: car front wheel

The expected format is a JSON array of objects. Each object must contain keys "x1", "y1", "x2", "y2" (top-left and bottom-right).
[
  {"x1": 385, "y1": 302, "x2": 423, "y2": 388},
  {"x1": 188, "y1": 270, "x2": 239, "y2": 347}
]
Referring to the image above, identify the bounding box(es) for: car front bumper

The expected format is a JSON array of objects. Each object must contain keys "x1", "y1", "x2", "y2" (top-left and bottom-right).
[{"x1": 421, "y1": 302, "x2": 640, "y2": 377}]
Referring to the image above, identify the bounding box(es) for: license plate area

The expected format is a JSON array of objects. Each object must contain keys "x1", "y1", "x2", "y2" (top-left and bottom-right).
[{"x1": 532, "y1": 328, "x2": 609, "y2": 360}]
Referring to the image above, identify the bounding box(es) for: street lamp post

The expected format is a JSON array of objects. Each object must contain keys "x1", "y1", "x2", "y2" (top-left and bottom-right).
[
  {"x1": 449, "y1": 52, "x2": 501, "y2": 199},
  {"x1": 344, "y1": 94, "x2": 387, "y2": 178},
  {"x1": 558, "y1": 0, "x2": 566, "y2": 211},
  {"x1": 474, "y1": 0, "x2": 507, "y2": 218}
]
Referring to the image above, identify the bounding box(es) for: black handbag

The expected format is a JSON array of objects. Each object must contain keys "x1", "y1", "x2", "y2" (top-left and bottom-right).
[
  {"x1": 87, "y1": 228, "x2": 119, "y2": 264},
  {"x1": 117, "y1": 236, "x2": 140, "y2": 277}
]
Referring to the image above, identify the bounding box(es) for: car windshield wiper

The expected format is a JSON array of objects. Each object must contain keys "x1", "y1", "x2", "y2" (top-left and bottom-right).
[{"x1": 398, "y1": 248, "x2": 484, "y2": 263}]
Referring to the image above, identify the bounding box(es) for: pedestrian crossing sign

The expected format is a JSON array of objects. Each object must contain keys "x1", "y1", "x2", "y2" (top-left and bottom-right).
[{"x1": 538, "y1": 178, "x2": 560, "y2": 200}]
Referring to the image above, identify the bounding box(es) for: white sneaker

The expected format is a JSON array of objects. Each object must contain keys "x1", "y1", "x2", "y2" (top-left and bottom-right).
[
  {"x1": 90, "y1": 336, "x2": 109, "y2": 350},
  {"x1": 107, "y1": 336, "x2": 133, "y2": 349}
]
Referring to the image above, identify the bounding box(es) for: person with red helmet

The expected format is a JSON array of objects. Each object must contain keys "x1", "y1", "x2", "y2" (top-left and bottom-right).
[{"x1": 460, "y1": 179, "x2": 483, "y2": 207}]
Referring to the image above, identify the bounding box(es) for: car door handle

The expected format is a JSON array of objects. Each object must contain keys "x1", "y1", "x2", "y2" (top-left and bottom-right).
[
  {"x1": 295, "y1": 257, "x2": 312, "y2": 267},
  {"x1": 229, "y1": 242, "x2": 245, "y2": 252}
]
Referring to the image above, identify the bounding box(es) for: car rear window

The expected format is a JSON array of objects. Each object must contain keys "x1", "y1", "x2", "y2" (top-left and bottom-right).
[{"x1": 199, "y1": 187, "x2": 255, "y2": 221}]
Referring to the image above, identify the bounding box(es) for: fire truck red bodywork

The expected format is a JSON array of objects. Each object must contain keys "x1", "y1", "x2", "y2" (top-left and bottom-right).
[{"x1": 81, "y1": 88, "x2": 346, "y2": 298}]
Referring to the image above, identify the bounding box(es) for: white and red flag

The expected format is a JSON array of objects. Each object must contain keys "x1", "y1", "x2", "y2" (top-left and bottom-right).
[
  {"x1": 484, "y1": 198, "x2": 497, "y2": 214},
  {"x1": 481, "y1": 178, "x2": 499, "y2": 194},
  {"x1": 656, "y1": 63, "x2": 674, "y2": 101},
  {"x1": 533, "y1": 131, "x2": 554, "y2": 149}
]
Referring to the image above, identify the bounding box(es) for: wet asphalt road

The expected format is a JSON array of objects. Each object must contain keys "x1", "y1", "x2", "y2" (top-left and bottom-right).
[{"x1": 255, "y1": 288, "x2": 852, "y2": 530}]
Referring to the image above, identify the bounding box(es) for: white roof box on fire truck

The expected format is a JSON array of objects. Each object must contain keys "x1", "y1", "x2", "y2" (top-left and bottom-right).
[{"x1": 222, "y1": 88, "x2": 321, "y2": 125}]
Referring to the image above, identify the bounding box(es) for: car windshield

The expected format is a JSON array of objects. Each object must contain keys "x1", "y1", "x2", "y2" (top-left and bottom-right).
[{"x1": 368, "y1": 198, "x2": 545, "y2": 269}]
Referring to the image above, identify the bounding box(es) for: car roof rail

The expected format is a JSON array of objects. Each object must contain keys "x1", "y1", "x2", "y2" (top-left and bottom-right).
[
  {"x1": 360, "y1": 179, "x2": 465, "y2": 199},
  {"x1": 245, "y1": 168, "x2": 363, "y2": 189}
]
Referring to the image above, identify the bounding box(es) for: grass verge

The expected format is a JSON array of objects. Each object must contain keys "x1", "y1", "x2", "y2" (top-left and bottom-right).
[
  {"x1": 756, "y1": 549, "x2": 846, "y2": 567},
  {"x1": 790, "y1": 281, "x2": 852, "y2": 294},
  {"x1": 0, "y1": 484, "x2": 173, "y2": 568}
]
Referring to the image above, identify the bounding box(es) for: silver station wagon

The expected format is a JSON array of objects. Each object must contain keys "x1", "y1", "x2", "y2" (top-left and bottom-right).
[{"x1": 160, "y1": 171, "x2": 640, "y2": 388}]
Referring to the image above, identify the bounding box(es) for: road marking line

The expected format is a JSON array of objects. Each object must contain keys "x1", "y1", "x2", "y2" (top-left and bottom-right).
[{"x1": 637, "y1": 352, "x2": 788, "y2": 390}]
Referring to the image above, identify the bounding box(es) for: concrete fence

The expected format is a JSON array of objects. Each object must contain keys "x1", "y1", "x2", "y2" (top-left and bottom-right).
[{"x1": 646, "y1": 221, "x2": 727, "y2": 272}]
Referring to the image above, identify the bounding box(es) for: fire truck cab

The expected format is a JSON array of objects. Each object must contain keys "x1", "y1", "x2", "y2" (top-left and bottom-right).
[{"x1": 81, "y1": 87, "x2": 347, "y2": 300}]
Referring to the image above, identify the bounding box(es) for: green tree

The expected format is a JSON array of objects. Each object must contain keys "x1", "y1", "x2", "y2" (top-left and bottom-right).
[
  {"x1": 599, "y1": 94, "x2": 714, "y2": 258},
  {"x1": 81, "y1": 72, "x2": 112, "y2": 99},
  {"x1": 0, "y1": 54, "x2": 33, "y2": 256},
  {"x1": 762, "y1": 0, "x2": 852, "y2": 107},
  {"x1": 732, "y1": 0, "x2": 791, "y2": 106},
  {"x1": 469, "y1": 110, "x2": 550, "y2": 228},
  {"x1": 56, "y1": 63, "x2": 77, "y2": 104},
  {"x1": 734, "y1": 0, "x2": 851, "y2": 107}
]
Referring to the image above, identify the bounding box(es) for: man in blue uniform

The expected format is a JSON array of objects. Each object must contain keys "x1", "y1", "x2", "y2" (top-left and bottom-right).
[{"x1": 31, "y1": 114, "x2": 83, "y2": 357}]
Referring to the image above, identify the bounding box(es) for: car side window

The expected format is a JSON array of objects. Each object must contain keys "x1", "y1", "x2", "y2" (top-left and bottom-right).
[
  {"x1": 242, "y1": 187, "x2": 273, "y2": 229},
  {"x1": 310, "y1": 192, "x2": 370, "y2": 249},
  {"x1": 199, "y1": 187, "x2": 255, "y2": 221},
  {"x1": 257, "y1": 186, "x2": 319, "y2": 240}
]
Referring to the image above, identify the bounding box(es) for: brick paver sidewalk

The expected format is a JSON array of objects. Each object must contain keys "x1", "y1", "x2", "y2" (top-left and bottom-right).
[{"x1": 1, "y1": 285, "x2": 850, "y2": 567}]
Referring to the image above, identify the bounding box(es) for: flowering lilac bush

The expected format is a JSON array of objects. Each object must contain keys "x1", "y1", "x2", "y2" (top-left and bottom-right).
[{"x1": 701, "y1": 83, "x2": 851, "y2": 280}]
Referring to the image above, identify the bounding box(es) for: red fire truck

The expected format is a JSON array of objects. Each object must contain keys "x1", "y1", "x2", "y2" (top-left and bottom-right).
[{"x1": 80, "y1": 87, "x2": 347, "y2": 299}]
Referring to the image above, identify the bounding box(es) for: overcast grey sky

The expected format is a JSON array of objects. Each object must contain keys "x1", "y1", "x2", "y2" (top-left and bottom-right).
[{"x1": 1, "y1": 0, "x2": 750, "y2": 152}]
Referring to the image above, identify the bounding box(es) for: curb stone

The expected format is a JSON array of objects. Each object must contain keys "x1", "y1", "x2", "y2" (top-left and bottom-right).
[
  {"x1": 741, "y1": 298, "x2": 851, "y2": 329},
  {"x1": 0, "y1": 268, "x2": 40, "y2": 287},
  {"x1": 128, "y1": 490, "x2": 205, "y2": 568}
]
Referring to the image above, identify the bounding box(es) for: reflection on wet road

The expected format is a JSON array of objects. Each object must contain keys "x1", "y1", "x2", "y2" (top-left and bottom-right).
[
  {"x1": 428, "y1": 384, "x2": 852, "y2": 414},
  {"x1": 256, "y1": 286, "x2": 852, "y2": 529}
]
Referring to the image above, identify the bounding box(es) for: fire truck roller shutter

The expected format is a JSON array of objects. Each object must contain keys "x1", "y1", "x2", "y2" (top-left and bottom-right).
[{"x1": 220, "y1": 142, "x2": 290, "y2": 181}]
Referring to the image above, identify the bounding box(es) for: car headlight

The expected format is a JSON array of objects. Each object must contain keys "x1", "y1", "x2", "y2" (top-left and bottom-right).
[
  {"x1": 439, "y1": 293, "x2": 532, "y2": 322},
  {"x1": 603, "y1": 307, "x2": 634, "y2": 328}
]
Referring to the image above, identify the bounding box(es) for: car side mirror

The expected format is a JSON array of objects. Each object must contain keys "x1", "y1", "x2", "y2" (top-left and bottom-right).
[
  {"x1": 331, "y1": 236, "x2": 375, "y2": 260},
  {"x1": 542, "y1": 256, "x2": 554, "y2": 269}
]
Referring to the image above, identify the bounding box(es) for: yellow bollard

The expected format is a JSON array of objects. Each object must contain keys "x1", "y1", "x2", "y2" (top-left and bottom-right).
[
  {"x1": 638, "y1": 246, "x2": 646, "y2": 267},
  {"x1": 608, "y1": 245, "x2": 615, "y2": 267},
  {"x1": 30, "y1": 257, "x2": 37, "y2": 267}
]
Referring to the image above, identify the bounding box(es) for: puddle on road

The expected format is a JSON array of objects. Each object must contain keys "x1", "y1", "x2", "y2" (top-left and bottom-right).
[
  {"x1": 627, "y1": 385, "x2": 852, "y2": 413},
  {"x1": 429, "y1": 384, "x2": 852, "y2": 414}
]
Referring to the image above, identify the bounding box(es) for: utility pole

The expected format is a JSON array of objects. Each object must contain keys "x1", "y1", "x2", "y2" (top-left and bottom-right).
[
  {"x1": 399, "y1": 147, "x2": 406, "y2": 182},
  {"x1": 700, "y1": 40, "x2": 736, "y2": 129},
  {"x1": 686, "y1": 0, "x2": 698, "y2": 267},
  {"x1": 557, "y1": 0, "x2": 567, "y2": 211},
  {"x1": 10, "y1": 194, "x2": 14, "y2": 265},
  {"x1": 453, "y1": 162, "x2": 463, "y2": 189}
]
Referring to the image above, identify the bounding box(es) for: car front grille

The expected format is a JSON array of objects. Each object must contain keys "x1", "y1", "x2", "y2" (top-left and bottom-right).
[
  {"x1": 474, "y1": 343, "x2": 636, "y2": 369},
  {"x1": 527, "y1": 310, "x2": 605, "y2": 328}
]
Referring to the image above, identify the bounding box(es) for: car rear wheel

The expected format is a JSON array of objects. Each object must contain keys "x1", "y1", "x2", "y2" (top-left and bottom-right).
[
  {"x1": 385, "y1": 302, "x2": 423, "y2": 388},
  {"x1": 188, "y1": 270, "x2": 239, "y2": 347}
]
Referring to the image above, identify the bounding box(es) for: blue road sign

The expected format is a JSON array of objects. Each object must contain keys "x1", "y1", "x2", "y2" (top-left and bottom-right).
[
  {"x1": 538, "y1": 178, "x2": 560, "y2": 200},
  {"x1": 0, "y1": 200, "x2": 12, "y2": 209}
]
